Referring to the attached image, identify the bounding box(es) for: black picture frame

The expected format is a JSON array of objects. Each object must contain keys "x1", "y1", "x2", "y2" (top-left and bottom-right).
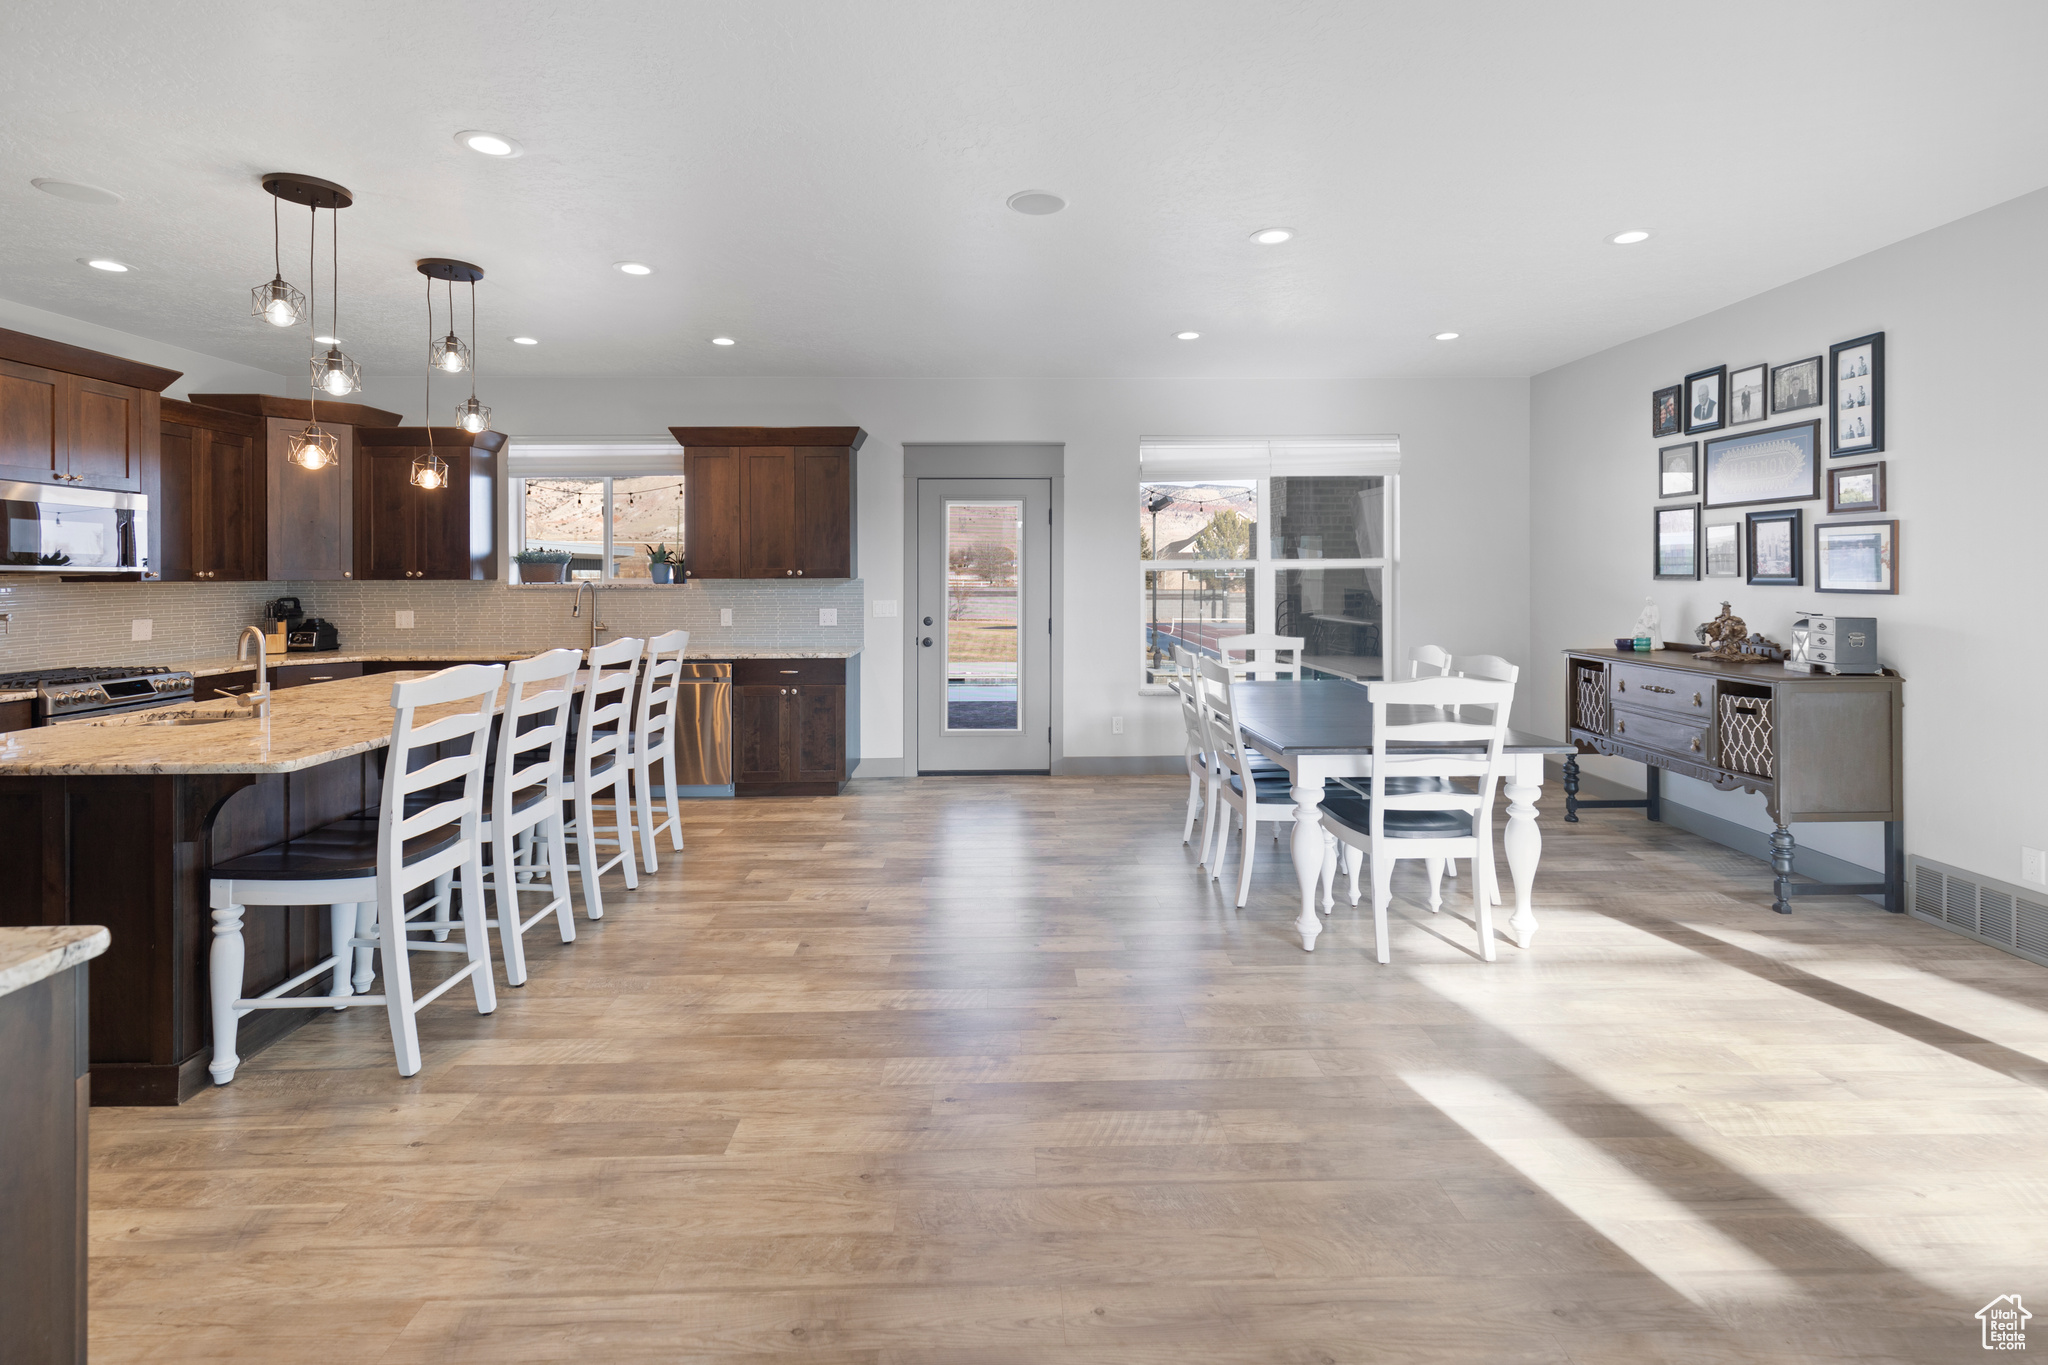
[
  {"x1": 1655, "y1": 502, "x2": 1701, "y2": 580},
  {"x1": 1829, "y1": 332, "x2": 1884, "y2": 456},
  {"x1": 1658, "y1": 441, "x2": 1698, "y2": 498},
  {"x1": 1704, "y1": 522, "x2": 1741, "y2": 577},
  {"x1": 1684, "y1": 365, "x2": 1727, "y2": 434},
  {"x1": 1652, "y1": 385, "x2": 1682, "y2": 438},
  {"x1": 1827, "y1": 461, "x2": 1886, "y2": 514},
  {"x1": 1728, "y1": 363, "x2": 1768, "y2": 426},
  {"x1": 1702, "y1": 419, "x2": 1821, "y2": 509},
  {"x1": 1745, "y1": 507, "x2": 1803, "y2": 586},
  {"x1": 1815, "y1": 518, "x2": 1899, "y2": 594},
  {"x1": 1771, "y1": 355, "x2": 1822, "y2": 414}
]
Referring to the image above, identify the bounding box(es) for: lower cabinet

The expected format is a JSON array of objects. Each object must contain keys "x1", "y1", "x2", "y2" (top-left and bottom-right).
[{"x1": 733, "y1": 658, "x2": 855, "y2": 796}]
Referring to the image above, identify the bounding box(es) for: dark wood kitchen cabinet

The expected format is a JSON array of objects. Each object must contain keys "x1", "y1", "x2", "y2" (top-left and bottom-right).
[
  {"x1": 157, "y1": 398, "x2": 266, "y2": 581},
  {"x1": 0, "y1": 327, "x2": 178, "y2": 495},
  {"x1": 671, "y1": 426, "x2": 863, "y2": 579},
  {"x1": 732, "y1": 657, "x2": 858, "y2": 795},
  {"x1": 352, "y1": 428, "x2": 503, "y2": 580}
]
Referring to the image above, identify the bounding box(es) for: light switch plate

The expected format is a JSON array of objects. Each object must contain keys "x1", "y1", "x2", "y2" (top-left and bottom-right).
[
  {"x1": 874, "y1": 599, "x2": 898, "y2": 617},
  {"x1": 2024, "y1": 847, "x2": 2047, "y2": 885},
  {"x1": 395, "y1": 610, "x2": 416, "y2": 630},
  {"x1": 819, "y1": 607, "x2": 838, "y2": 626},
  {"x1": 131, "y1": 619, "x2": 152, "y2": 641},
  {"x1": 1112, "y1": 715, "x2": 1124, "y2": 734},
  {"x1": 720, "y1": 607, "x2": 733, "y2": 627}
]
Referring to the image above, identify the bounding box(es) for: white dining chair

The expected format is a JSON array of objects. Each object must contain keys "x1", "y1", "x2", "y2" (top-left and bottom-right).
[
  {"x1": 1171, "y1": 645, "x2": 1210, "y2": 847},
  {"x1": 1196, "y1": 654, "x2": 1299, "y2": 906},
  {"x1": 1317, "y1": 674, "x2": 1514, "y2": 965},
  {"x1": 1408, "y1": 643, "x2": 1453, "y2": 678},
  {"x1": 627, "y1": 628, "x2": 689, "y2": 873},
  {"x1": 1218, "y1": 633, "x2": 1306, "y2": 680}
]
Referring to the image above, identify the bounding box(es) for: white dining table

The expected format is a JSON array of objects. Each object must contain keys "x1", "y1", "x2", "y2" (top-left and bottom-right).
[{"x1": 1228, "y1": 680, "x2": 1576, "y2": 952}]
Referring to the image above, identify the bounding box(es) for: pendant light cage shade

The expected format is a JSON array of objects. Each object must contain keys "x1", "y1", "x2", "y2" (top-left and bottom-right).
[
  {"x1": 454, "y1": 396, "x2": 492, "y2": 434},
  {"x1": 287, "y1": 424, "x2": 339, "y2": 470},
  {"x1": 410, "y1": 452, "x2": 451, "y2": 491},
  {"x1": 252, "y1": 275, "x2": 305, "y2": 327},
  {"x1": 311, "y1": 347, "x2": 363, "y2": 397},
  {"x1": 432, "y1": 332, "x2": 472, "y2": 374}
]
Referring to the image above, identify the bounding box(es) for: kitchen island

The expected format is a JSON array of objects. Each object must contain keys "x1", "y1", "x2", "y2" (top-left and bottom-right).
[{"x1": 0, "y1": 672, "x2": 447, "y2": 1104}]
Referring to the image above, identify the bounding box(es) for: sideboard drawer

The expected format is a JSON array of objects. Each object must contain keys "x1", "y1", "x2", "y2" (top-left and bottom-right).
[
  {"x1": 1612, "y1": 704, "x2": 1709, "y2": 760},
  {"x1": 1609, "y1": 662, "x2": 1713, "y2": 720}
]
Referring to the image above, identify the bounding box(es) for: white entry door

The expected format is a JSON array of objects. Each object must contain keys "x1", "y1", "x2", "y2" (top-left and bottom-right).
[{"x1": 916, "y1": 478, "x2": 1052, "y2": 773}]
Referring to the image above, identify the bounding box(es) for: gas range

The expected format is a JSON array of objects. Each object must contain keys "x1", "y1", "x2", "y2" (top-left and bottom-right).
[{"x1": 0, "y1": 665, "x2": 197, "y2": 724}]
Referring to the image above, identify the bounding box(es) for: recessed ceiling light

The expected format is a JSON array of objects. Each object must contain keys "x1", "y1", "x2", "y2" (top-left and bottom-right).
[
  {"x1": 79, "y1": 257, "x2": 130, "y2": 272},
  {"x1": 1610, "y1": 230, "x2": 1650, "y2": 245},
  {"x1": 313, "y1": 334, "x2": 342, "y2": 345},
  {"x1": 1434, "y1": 332, "x2": 1460, "y2": 341},
  {"x1": 33, "y1": 179, "x2": 122, "y2": 205},
  {"x1": 1006, "y1": 190, "x2": 1066, "y2": 216},
  {"x1": 509, "y1": 335, "x2": 538, "y2": 345},
  {"x1": 710, "y1": 336, "x2": 736, "y2": 346},
  {"x1": 455, "y1": 130, "x2": 523, "y2": 158},
  {"x1": 1250, "y1": 227, "x2": 1293, "y2": 245},
  {"x1": 1175, "y1": 331, "x2": 1201, "y2": 341},
  {"x1": 614, "y1": 261, "x2": 653, "y2": 275}
]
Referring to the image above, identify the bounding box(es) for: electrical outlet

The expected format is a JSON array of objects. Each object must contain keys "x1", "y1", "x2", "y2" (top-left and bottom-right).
[
  {"x1": 819, "y1": 607, "x2": 838, "y2": 626},
  {"x1": 1112, "y1": 715, "x2": 1124, "y2": 735},
  {"x1": 2024, "y1": 848, "x2": 2048, "y2": 885},
  {"x1": 874, "y1": 599, "x2": 898, "y2": 618},
  {"x1": 395, "y1": 610, "x2": 416, "y2": 630},
  {"x1": 131, "y1": 619, "x2": 152, "y2": 641},
  {"x1": 719, "y1": 607, "x2": 733, "y2": 627}
]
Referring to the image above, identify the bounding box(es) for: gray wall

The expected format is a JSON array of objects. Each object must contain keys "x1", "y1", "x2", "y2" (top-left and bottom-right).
[{"x1": 1530, "y1": 186, "x2": 2048, "y2": 884}]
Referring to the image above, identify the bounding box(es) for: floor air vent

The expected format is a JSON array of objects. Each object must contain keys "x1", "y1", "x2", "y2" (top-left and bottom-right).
[{"x1": 1908, "y1": 854, "x2": 2048, "y2": 969}]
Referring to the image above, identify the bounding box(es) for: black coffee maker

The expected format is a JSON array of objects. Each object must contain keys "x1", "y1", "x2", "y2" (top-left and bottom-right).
[{"x1": 268, "y1": 597, "x2": 340, "y2": 652}]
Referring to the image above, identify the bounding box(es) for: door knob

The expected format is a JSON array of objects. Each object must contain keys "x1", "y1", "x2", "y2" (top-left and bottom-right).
[
  {"x1": 921, "y1": 637, "x2": 933, "y2": 647},
  {"x1": 923, "y1": 616, "x2": 933, "y2": 626}
]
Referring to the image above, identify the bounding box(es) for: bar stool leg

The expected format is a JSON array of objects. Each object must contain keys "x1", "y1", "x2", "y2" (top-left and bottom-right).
[
  {"x1": 574, "y1": 786, "x2": 605, "y2": 920},
  {"x1": 546, "y1": 810, "x2": 576, "y2": 943},
  {"x1": 351, "y1": 902, "x2": 376, "y2": 993},
  {"x1": 635, "y1": 757, "x2": 660, "y2": 874},
  {"x1": 328, "y1": 903, "x2": 355, "y2": 1008},
  {"x1": 494, "y1": 833, "x2": 531, "y2": 988},
  {"x1": 431, "y1": 871, "x2": 454, "y2": 941},
  {"x1": 661, "y1": 745, "x2": 683, "y2": 852},
  {"x1": 379, "y1": 898, "x2": 424, "y2": 1078},
  {"x1": 208, "y1": 902, "x2": 246, "y2": 1084},
  {"x1": 460, "y1": 848, "x2": 498, "y2": 1014}
]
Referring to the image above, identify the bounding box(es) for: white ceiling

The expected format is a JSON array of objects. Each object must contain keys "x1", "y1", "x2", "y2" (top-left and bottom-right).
[{"x1": 2, "y1": 0, "x2": 2045, "y2": 384}]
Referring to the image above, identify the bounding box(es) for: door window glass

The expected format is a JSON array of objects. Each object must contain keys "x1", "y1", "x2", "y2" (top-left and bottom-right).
[{"x1": 945, "y1": 501, "x2": 1022, "y2": 730}]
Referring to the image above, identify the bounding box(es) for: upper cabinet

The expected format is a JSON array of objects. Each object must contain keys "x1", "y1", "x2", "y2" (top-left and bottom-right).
[
  {"x1": 671, "y1": 426, "x2": 863, "y2": 579},
  {"x1": 353, "y1": 428, "x2": 503, "y2": 580},
  {"x1": 0, "y1": 327, "x2": 178, "y2": 495}
]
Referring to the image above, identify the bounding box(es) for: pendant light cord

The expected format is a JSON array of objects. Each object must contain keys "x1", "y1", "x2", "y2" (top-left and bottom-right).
[
  {"x1": 330, "y1": 206, "x2": 340, "y2": 347},
  {"x1": 469, "y1": 280, "x2": 479, "y2": 401},
  {"x1": 424, "y1": 275, "x2": 435, "y2": 459},
  {"x1": 306, "y1": 203, "x2": 319, "y2": 427},
  {"x1": 272, "y1": 194, "x2": 282, "y2": 278}
]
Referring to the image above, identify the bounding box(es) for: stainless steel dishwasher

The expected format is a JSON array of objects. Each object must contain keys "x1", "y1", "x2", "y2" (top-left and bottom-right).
[{"x1": 670, "y1": 660, "x2": 733, "y2": 787}]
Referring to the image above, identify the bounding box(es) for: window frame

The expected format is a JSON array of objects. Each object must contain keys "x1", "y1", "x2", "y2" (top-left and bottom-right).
[{"x1": 503, "y1": 439, "x2": 688, "y2": 584}]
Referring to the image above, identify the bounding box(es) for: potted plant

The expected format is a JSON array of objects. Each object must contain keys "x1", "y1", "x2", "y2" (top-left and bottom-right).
[
  {"x1": 643, "y1": 542, "x2": 678, "y2": 584},
  {"x1": 513, "y1": 547, "x2": 573, "y2": 584}
]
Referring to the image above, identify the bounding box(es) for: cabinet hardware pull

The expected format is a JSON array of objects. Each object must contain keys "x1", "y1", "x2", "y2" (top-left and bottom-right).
[
  {"x1": 1693, "y1": 693, "x2": 1703, "y2": 706},
  {"x1": 1617, "y1": 719, "x2": 1625, "y2": 733},
  {"x1": 1641, "y1": 684, "x2": 1674, "y2": 694},
  {"x1": 1690, "y1": 737, "x2": 1702, "y2": 752},
  {"x1": 796, "y1": 569, "x2": 804, "y2": 575},
  {"x1": 1617, "y1": 679, "x2": 1626, "y2": 691}
]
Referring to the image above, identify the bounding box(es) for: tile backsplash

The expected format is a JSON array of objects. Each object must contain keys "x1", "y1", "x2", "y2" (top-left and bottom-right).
[{"x1": 0, "y1": 578, "x2": 865, "y2": 670}]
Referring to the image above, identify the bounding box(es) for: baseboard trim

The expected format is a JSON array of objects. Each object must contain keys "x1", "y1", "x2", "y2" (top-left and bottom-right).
[
  {"x1": 1544, "y1": 757, "x2": 1884, "y2": 900},
  {"x1": 1053, "y1": 755, "x2": 1184, "y2": 777},
  {"x1": 851, "y1": 757, "x2": 906, "y2": 779}
]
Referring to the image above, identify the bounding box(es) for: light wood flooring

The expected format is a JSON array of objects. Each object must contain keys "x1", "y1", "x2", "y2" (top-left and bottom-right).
[{"x1": 89, "y1": 779, "x2": 2048, "y2": 1363}]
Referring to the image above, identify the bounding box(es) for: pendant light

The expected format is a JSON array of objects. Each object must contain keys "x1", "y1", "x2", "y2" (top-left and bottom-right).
[
  {"x1": 286, "y1": 206, "x2": 337, "y2": 470},
  {"x1": 307, "y1": 203, "x2": 362, "y2": 398},
  {"x1": 453, "y1": 277, "x2": 491, "y2": 434},
  {"x1": 413, "y1": 259, "x2": 483, "y2": 490},
  {"x1": 249, "y1": 193, "x2": 305, "y2": 326},
  {"x1": 430, "y1": 276, "x2": 472, "y2": 373},
  {"x1": 255, "y1": 176, "x2": 354, "y2": 470}
]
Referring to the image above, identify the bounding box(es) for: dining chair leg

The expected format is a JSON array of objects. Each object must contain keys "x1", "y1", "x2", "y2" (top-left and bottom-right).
[
  {"x1": 1343, "y1": 844, "x2": 1364, "y2": 906},
  {"x1": 328, "y1": 903, "x2": 354, "y2": 1008},
  {"x1": 1472, "y1": 857, "x2": 1498, "y2": 963},
  {"x1": 1182, "y1": 769, "x2": 1202, "y2": 844},
  {"x1": 1424, "y1": 857, "x2": 1445, "y2": 913},
  {"x1": 1235, "y1": 811, "x2": 1257, "y2": 908},
  {"x1": 1318, "y1": 834, "x2": 1337, "y2": 914},
  {"x1": 1370, "y1": 849, "x2": 1395, "y2": 965},
  {"x1": 1200, "y1": 777, "x2": 1222, "y2": 876}
]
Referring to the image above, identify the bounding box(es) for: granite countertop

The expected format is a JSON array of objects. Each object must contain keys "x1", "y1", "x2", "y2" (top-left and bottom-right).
[
  {"x1": 0, "y1": 925, "x2": 110, "y2": 999},
  {"x1": 0, "y1": 671, "x2": 448, "y2": 775}
]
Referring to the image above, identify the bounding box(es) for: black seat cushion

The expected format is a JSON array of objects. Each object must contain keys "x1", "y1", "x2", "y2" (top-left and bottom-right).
[
  {"x1": 1319, "y1": 793, "x2": 1474, "y2": 839},
  {"x1": 1228, "y1": 772, "x2": 1299, "y2": 800},
  {"x1": 209, "y1": 816, "x2": 460, "y2": 882}
]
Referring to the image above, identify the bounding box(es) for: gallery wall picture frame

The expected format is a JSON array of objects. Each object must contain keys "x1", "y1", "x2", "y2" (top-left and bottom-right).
[
  {"x1": 1655, "y1": 502, "x2": 1702, "y2": 580},
  {"x1": 1771, "y1": 355, "x2": 1822, "y2": 414},
  {"x1": 1729, "y1": 363, "x2": 1767, "y2": 425},
  {"x1": 1702, "y1": 419, "x2": 1821, "y2": 509},
  {"x1": 1815, "y1": 518, "x2": 1899, "y2": 594},
  {"x1": 1829, "y1": 331, "x2": 1885, "y2": 456},
  {"x1": 1705, "y1": 522, "x2": 1741, "y2": 577},
  {"x1": 1745, "y1": 507, "x2": 1804, "y2": 586},
  {"x1": 1658, "y1": 441, "x2": 1699, "y2": 497},
  {"x1": 1652, "y1": 384, "x2": 1682, "y2": 437},
  {"x1": 1684, "y1": 364, "x2": 1727, "y2": 434},
  {"x1": 1827, "y1": 461, "x2": 1887, "y2": 514}
]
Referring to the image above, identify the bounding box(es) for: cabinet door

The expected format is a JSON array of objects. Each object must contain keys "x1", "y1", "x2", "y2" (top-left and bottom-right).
[
  {"x1": 197, "y1": 430, "x2": 265, "y2": 580},
  {"x1": 734, "y1": 685, "x2": 794, "y2": 784},
  {"x1": 795, "y1": 447, "x2": 851, "y2": 578},
  {"x1": 682, "y1": 449, "x2": 741, "y2": 578},
  {"x1": 194, "y1": 669, "x2": 258, "y2": 701},
  {"x1": 415, "y1": 455, "x2": 472, "y2": 579},
  {"x1": 740, "y1": 447, "x2": 796, "y2": 577},
  {"x1": 0, "y1": 358, "x2": 66, "y2": 482},
  {"x1": 69, "y1": 378, "x2": 143, "y2": 490},
  {"x1": 793, "y1": 685, "x2": 846, "y2": 783},
  {"x1": 268, "y1": 418, "x2": 355, "y2": 580},
  {"x1": 353, "y1": 448, "x2": 418, "y2": 580}
]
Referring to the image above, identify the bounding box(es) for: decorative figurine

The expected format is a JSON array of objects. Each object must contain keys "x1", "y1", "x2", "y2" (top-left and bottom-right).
[
  {"x1": 1630, "y1": 598, "x2": 1662, "y2": 651},
  {"x1": 1692, "y1": 602, "x2": 1785, "y2": 663}
]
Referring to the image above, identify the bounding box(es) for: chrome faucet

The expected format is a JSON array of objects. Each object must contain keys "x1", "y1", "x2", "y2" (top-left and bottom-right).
[
  {"x1": 234, "y1": 625, "x2": 273, "y2": 720},
  {"x1": 571, "y1": 580, "x2": 606, "y2": 650}
]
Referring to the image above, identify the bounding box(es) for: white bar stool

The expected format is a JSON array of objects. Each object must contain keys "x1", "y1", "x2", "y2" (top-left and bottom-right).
[
  {"x1": 559, "y1": 635, "x2": 643, "y2": 920},
  {"x1": 206, "y1": 664, "x2": 505, "y2": 1081},
  {"x1": 627, "y1": 628, "x2": 688, "y2": 873},
  {"x1": 473, "y1": 647, "x2": 582, "y2": 986}
]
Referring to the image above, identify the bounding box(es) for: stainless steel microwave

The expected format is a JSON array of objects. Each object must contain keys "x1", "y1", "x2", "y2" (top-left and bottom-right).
[{"x1": 0, "y1": 479, "x2": 149, "y2": 574}]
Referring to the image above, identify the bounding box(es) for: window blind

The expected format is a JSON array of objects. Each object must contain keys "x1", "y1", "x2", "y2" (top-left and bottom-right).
[
  {"x1": 1138, "y1": 435, "x2": 1401, "y2": 480},
  {"x1": 504, "y1": 438, "x2": 684, "y2": 477}
]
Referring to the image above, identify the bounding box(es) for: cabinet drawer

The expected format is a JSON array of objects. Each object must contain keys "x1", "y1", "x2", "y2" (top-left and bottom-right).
[
  {"x1": 1611, "y1": 704, "x2": 1709, "y2": 760},
  {"x1": 1608, "y1": 662, "x2": 1712, "y2": 720},
  {"x1": 272, "y1": 661, "x2": 365, "y2": 689},
  {"x1": 733, "y1": 657, "x2": 845, "y2": 686}
]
